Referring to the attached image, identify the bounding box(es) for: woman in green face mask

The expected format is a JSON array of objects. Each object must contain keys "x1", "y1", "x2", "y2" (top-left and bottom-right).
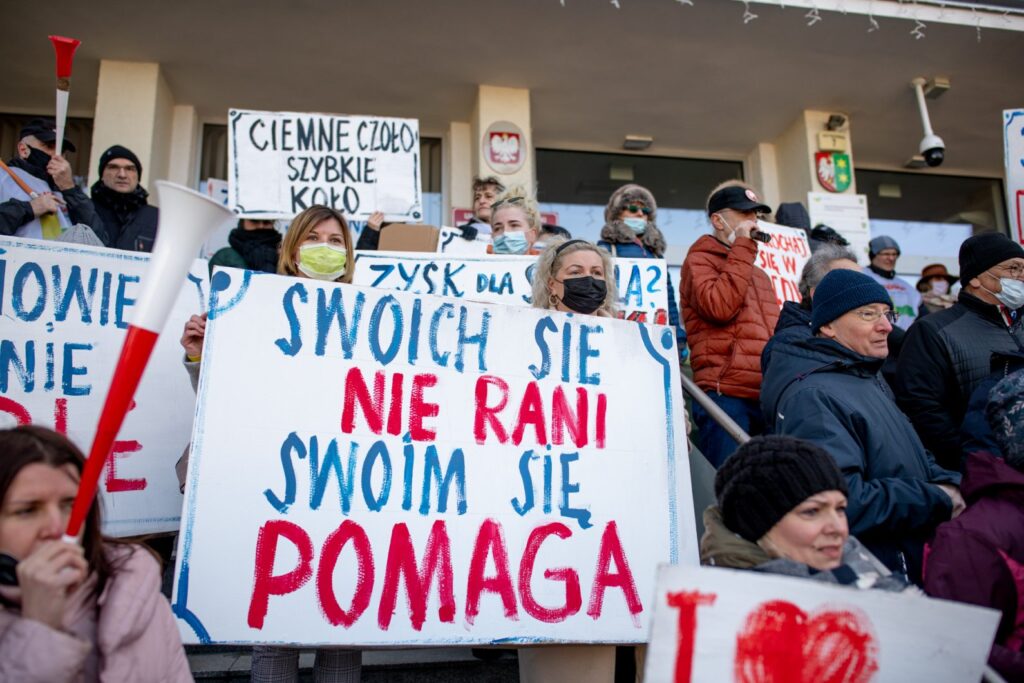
[{"x1": 279, "y1": 205, "x2": 355, "y2": 283}]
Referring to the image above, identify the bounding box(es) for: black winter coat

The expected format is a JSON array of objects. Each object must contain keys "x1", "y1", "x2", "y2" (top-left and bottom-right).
[
  {"x1": 895, "y1": 292, "x2": 1024, "y2": 471},
  {"x1": 79, "y1": 182, "x2": 160, "y2": 252},
  {"x1": 761, "y1": 336, "x2": 959, "y2": 583}
]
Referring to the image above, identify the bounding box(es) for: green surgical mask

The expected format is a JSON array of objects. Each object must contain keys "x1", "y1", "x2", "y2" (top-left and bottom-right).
[{"x1": 297, "y1": 243, "x2": 347, "y2": 281}]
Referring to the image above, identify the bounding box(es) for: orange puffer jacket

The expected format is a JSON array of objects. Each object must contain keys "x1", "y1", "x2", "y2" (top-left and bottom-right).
[{"x1": 680, "y1": 234, "x2": 780, "y2": 400}]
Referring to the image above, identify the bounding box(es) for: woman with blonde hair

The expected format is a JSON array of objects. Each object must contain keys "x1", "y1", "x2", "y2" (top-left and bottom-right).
[
  {"x1": 179, "y1": 204, "x2": 361, "y2": 682},
  {"x1": 532, "y1": 238, "x2": 617, "y2": 317},
  {"x1": 487, "y1": 185, "x2": 544, "y2": 256}
]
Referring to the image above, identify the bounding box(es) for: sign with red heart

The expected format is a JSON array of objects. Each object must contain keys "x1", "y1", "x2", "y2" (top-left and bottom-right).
[{"x1": 643, "y1": 566, "x2": 1000, "y2": 683}]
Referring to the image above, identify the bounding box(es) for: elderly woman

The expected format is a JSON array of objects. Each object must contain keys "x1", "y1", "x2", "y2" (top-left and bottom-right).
[
  {"x1": 532, "y1": 239, "x2": 617, "y2": 316},
  {"x1": 0, "y1": 426, "x2": 191, "y2": 682},
  {"x1": 702, "y1": 435, "x2": 909, "y2": 589}
]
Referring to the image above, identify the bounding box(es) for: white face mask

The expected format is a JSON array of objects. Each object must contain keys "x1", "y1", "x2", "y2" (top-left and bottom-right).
[
  {"x1": 992, "y1": 278, "x2": 1024, "y2": 309},
  {"x1": 930, "y1": 280, "x2": 950, "y2": 296},
  {"x1": 716, "y1": 213, "x2": 737, "y2": 244}
]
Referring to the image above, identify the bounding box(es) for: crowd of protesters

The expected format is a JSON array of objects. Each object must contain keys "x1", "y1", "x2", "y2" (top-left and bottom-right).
[{"x1": 2, "y1": 116, "x2": 1023, "y2": 682}]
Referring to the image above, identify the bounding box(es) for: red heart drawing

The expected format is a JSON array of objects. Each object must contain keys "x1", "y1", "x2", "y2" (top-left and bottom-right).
[{"x1": 734, "y1": 600, "x2": 879, "y2": 683}]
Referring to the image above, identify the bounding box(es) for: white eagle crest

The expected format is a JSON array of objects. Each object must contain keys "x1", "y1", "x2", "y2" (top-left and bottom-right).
[{"x1": 489, "y1": 133, "x2": 520, "y2": 165}]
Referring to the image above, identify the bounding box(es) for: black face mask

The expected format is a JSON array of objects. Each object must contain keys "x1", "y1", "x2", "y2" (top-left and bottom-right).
[
  {"x1": 557, "y1": 276, "x2": 608, "y2": 315},
  {"x1": 23, "y1": 147, "x2": 52, "y2": 180}
]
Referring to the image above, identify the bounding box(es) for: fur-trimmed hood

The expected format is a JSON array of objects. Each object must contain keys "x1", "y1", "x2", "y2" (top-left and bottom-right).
[{"x1": 599, "y1": 184, "x2": 666, "y2": 257}]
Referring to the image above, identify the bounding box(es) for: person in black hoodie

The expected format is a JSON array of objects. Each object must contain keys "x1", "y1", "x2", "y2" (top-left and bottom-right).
[
  {"x1": 80, "y1": 145, "x2": 160, "y2": 252},
  {"x1": 761, "y1": 268, "x2": 962, "y2": 584}
]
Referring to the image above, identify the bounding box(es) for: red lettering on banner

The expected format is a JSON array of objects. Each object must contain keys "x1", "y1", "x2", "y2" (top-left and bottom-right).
[
  {"x1": 519, "y1": 522, "x2": 582, "y2": 622},
  {"x1": 666, "y1": 590, "x2": 717, "y2": 683},
  {"x1": 551, "y1": 387, "x2": 587, "y2": 448},
  {"x1": 248, "y1": 520, "x2": 315, "y2": 629},
  {"x1": 587, "y1": 521, "x2": 642, "y2": 619},
  {"x1": 386, "y1": 372, "x2": 404, "y2": 436},
  {"x1": 105, "y1": 400, "x2": 146, "y2": 492},
  {"x1": 342, "y1": 367, "x2": 385, "y2": 435},
  {"x1": 597, "y1": 393, "x2": 607, "y2": 448},
  {"x1": 0, "y1": 396, "x2": 31, "y2": 425},
  {"x1": 378, "y1": 520, "x2": 455, "y2": 630},
  {"x1": 53, "y1": 397, "x2": 68, "y2": 433},
  {"x1": 317, "y1": 520, "x2": 374, "y2": 628},
  {"x1": 474, "y1": 375, "x2": 510, "y2": 444},
  {"x1": 465, "y1": 519, "x2": 518, "y2": 624},
  {"x1": 512, "y1": 381, "x2": 548, "y2": 445},
  {"x1": 409, "y1": 374, "x2": 439, "y2": 441}
]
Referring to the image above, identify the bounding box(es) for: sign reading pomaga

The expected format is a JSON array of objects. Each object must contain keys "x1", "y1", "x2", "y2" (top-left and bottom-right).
[{"x1": 228, "y1": 109, "x2": 423, "y2": 222}]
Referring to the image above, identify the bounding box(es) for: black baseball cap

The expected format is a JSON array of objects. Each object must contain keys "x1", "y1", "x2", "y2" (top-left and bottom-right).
[
  {"x1": 707, "y1": 185, "x2": 770, "y2": 216},
  {"x1": 19, "y1": 117, "x2": 76, "y2": 153}
]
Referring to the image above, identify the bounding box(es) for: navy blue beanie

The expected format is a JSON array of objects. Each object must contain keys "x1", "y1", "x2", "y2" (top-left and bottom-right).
[{"x1": 811, "y1": 269, "x2": 891, "y2": 333}]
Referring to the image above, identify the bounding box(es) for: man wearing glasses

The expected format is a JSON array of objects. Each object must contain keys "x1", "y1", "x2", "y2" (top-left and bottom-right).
[
  {"x1": 78, "y1": 145, "x2": 160, "y2": 252},
  {"x1": 761, "y1": 268, "x2": 962, "y2": 585},
  {"x1": 680, "y1": 181, "x2": 780, "y2": 468},
  {"x1": 896, "y1": 232, "x2": 1024, "y2": 472}
]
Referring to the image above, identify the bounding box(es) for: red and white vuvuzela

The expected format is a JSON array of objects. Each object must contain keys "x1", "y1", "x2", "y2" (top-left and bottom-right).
[
  {"x1": 48, "y1": 35, "x2": 81, "y2": 157},
  {"x1": 64, "y1": 181, "x2": 233, "y2": 542}
]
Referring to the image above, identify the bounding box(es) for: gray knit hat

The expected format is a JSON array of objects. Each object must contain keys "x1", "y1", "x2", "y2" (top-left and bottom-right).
[{"x1": 869, "y1": 236, "x2": 900, "y2": 259}]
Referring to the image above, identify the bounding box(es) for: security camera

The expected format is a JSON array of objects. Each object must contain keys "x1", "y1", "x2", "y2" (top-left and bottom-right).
[
  {"x1": 919, "y1": 133, "x2": 945, "y2": 167},
  {"x1": 910, "y1": 77, "x2": 947, "y2": 168}
]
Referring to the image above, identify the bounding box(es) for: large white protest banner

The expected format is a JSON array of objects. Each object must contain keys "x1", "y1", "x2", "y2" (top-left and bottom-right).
[
  {"x1": 1005, "y1": 109, "x2": 1024, "y2": 247},
  {"x1": 171, "y1": 268, "x2": 695, "y2": 645},
  {"x1": 754, "y1": 221, "x2": 812, "y2": 306},
  {"x1": 643, "y1": 565, "x2": 999, "y2": 683},
  {"x1": 228, "y1": 108, "x2": 423, "y2": 222},
  {"x1": 354, "y1": 251, "x2": 672, "y2": 324},
  {"x1": 0, "y1": 237, "x2": 208, "y2": 535}
]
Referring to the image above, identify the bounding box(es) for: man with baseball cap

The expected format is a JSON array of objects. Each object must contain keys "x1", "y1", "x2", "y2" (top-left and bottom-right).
[
  {"x1": 680, "y1": 180, "x2": 780, "y2": 468},
  {"x1": 761, "y1": 268, "x2": 962, "y2": 583},
  {"x1": 896, "y1": 232, "x2": 1024, "y2": 471},
  {"x1": 74, "y1": 144, "x2": 160, "y2": 252},
  {"x1": 861, "y1": 235, "x2": 921, "y2": 331},
  {"x1": 0, "y1": 117, "x2": 101, "y2": 241}
]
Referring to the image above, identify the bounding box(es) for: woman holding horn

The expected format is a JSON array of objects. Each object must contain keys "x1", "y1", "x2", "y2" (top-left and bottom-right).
[{"x1": 0, "y1": 426, "x2": 191, "y2": 682}]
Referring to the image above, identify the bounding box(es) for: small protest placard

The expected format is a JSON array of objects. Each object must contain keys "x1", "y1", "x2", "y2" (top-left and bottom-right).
[
  {"x1": 0, "y1": 237, "x2": 207, "y2": 535},
  {"x1": 436, "y1": 227, "x2": 490, "y2": 256},
  {"x1": 644, "y1": 565, "x2": 1000, "y2": 683},
  {"x1": 1004, "y1": 109, "x2": 1024, "y2": 246},
  {"x1": 228, "y1": 108, "x2": 422, "y2": 222},
  {"x1": 354, "y1": 251, "x2": 671, "y2": 324},
  {"x1": 754, "y1": 221, "x2": 812, "y2": 306},
  {"x1": 172, "y1": 270, "x2": 695, "y2": 645}
]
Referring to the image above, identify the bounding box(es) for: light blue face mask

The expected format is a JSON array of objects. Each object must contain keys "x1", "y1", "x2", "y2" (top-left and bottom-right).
[
  {"x1": 493, "y1": 231, "x2": 529, "y2": 254},
  {"x1": 623, "y1": 217, "x2": 647, "y2": 235}
]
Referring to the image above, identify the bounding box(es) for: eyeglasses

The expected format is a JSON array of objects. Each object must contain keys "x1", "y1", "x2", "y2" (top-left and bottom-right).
[
  {"x1": 850, "y1": 308, "x2": 899, "y2": 325},
  {"x1": 625, "y1": 204, "x2": 652, "y2": 216},
  {"x1": 991, "y1": 263, "x2": 1024, "y2": 279}
]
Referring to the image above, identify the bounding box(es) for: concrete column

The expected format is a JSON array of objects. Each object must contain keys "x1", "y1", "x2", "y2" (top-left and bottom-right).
[
  {"x1": 745, "y1": 142, "x2": 780, "y2": 210},
  {"x1": 771, "y1": 110, "x2": 857, "y2": 207},
  {"x1": 471, "y1": 85, "x2": 534, "y2": 192},
  {"x1": 443, "y1": 121, "x2": 472, "y2": 224},
  {"x1": 89, "y1": 60, "x2": 177, "y2": 203},
  {"x1": 167, "y1": 105, "x2": 199, "y2": 189}
]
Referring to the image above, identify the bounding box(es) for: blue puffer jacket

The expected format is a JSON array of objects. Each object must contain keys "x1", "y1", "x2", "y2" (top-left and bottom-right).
[
  {"x1": 760, "y1": 335, "x2": 960, "y2": 583},
  {"x1": 598, "y1": 239, "x2": 688, "y2": 362}
]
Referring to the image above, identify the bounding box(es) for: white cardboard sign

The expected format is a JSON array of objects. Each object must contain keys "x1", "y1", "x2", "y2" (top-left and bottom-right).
[
  {"x1": 228, "y1": 108, "x2": 423, "y2": 222},
  {"x1": 755, "y1": 221, "x2": 812, "y2": 306},
  {"x1": 354, "y1": 251, "x2": 672, "y2": 324},
  {"x1": 1004, "y1": 109, "x2": 1024, "y2": 246},
  {"x1": 172, "y1": 269, "x2": 695, "y2": 645},
  {"x1": 436, "y1": 227, "x2": 491, "y2": 256},
  {"x1": 0, "y1": 237, "x2": 208, "y2": 535},
  {"x1": 644, "y1": 565, "x2": 1000, "y2": 683}
]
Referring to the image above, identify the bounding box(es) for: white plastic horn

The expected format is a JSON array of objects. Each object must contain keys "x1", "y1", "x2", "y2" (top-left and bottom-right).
[{"x1": 65, "y1": 181, "x2": 232, "y2": 541}]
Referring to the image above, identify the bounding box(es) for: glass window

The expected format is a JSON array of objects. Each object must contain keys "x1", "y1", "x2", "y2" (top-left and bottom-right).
[
  {"x1": 536, "y1": 149, "x2": 744, "y2": 266},
  {"x1": 855, "y1": 169, "x2": 1007, "y2": 278}
]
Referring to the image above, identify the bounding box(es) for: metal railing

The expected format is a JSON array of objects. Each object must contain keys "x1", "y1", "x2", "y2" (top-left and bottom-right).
[{"x1": 679, "y1": 372, "x2": 751, "y2": 445}]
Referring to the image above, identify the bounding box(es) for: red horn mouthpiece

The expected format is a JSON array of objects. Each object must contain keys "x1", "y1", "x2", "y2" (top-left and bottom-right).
[{"x1": 49, "y1": 35, "x2": 81, "y2": 79}]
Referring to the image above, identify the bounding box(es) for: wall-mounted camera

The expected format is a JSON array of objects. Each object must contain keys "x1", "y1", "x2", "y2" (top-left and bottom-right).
[{"x1": 910, "y1": 77, "x2": 949, "y2": 168}]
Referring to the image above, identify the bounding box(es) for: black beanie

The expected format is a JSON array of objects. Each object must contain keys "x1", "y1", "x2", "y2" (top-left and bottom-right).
[
  {"x1": 715, "y1": 435, "x2": 848, "y2": 543},
  {"x1": 959, "y1": 232, "x2": 1024, "y2": 284},
  {"x1": 98, "y1": 145, "x2": 143, "y2": 179}
]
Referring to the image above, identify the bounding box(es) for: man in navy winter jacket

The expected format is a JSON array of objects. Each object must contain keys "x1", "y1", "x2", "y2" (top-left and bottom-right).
[{"x1": 761, "y1": 269, "x2": 962, "y2": 584}]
